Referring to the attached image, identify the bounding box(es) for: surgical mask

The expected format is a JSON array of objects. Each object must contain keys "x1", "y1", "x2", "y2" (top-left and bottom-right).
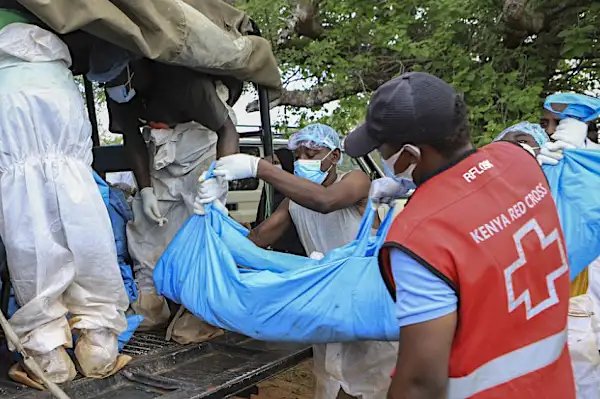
[
  {"x1": 381, "y1": 145, "x2": 419, "y2": 192},
  {"x1": 106, "y1": 65, "x2": 136, "y2": 103},
  {"x1": 294, "y1": 150, "x2": 334, "y2": 184},
  {"x1": 519, "y1": 143, "x2": 539, "y2": 157}
]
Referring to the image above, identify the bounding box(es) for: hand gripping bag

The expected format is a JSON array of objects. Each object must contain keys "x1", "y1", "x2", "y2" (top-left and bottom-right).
[
  {"x1": 543, "y1": 149, "x2": 600, "y2": 280},
  {"x1": 154, "y1": 173, "x2": 397, "y2": 343}
]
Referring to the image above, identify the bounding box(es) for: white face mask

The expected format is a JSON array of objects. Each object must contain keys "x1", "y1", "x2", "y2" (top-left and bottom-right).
[
  {"x1": 294, "y1": 150, "x2": 334, "y2": 184},
  {"x1": 518, "y1": 143, "x2": 538, "y2": 157},
  {"x1": 380, "y1": 145, "x2": 420, "y2": 194},
  {"x1": 106, "y1": 65, "x2": 136, "y2": 103}
]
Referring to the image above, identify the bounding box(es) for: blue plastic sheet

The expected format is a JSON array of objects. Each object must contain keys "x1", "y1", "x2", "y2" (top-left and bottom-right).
[
  {"x1": 107, "y1": 188, "x2": 138, "y2": 303},
  {"x1": 543, "y1": 149, "x2": 600, "y2": 280},
  {"x1": 154, "y1": 188, "x2": 397, "y2": 343},
  {"x1": 119, "y1": 315, "x2": 145, "y2": 351},
  {"x1": 92, "y1": 171, "x2": 138, "y2": 303},
  {"x1": 93, "y1": 171, "x2": 110, "y2": 206}
]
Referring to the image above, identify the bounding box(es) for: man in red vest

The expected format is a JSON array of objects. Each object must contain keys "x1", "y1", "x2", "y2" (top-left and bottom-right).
[{"x1": 344, "y1": 72, "x2": 575, "y2": 398}]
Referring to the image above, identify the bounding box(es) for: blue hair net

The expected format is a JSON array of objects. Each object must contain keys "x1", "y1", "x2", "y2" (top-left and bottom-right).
[
  {"x1": 288, "y1": 124, "x2": 342, "y2": 164},
  {"x1": 544, "y1": 93, "x2": 600, "y2": 123},
  {"x1": 288, "y1": 124, "x2": 341, "y2": 151},
  {"x1": 494, "y1": 122, "x2": 550, "y2": 147}
]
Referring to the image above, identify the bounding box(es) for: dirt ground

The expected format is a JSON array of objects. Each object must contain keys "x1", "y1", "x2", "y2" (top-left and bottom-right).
[{"x1": 251, "y1": 360, "x2": 315, "y2": 399}]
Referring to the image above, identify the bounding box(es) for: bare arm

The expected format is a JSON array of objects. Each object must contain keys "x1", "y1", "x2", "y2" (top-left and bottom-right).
[
  {"x1": 257, "y1": 161, "x2": 371, "y2": 214},
  {"x1": 216, "y1": 117, "x2": 239, "y2": 158},
  {"x1": 388, "y1": 312, "x2": 457, "y2": 399},
  {"x1": 247, "y1": 198, "x2": 294, "y2": 248},
  {"x1": 123, "y1": 130, "x2": 151, "y2": 189},
  {"x1": 106, "y1": 96, "x2": 152, "y2": 189},
  {"x1": 182, "y1": 71, "x2": 239, "y2": 158}
]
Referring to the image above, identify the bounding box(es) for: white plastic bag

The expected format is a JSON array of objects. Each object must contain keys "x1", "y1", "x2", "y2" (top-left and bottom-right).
[{"x1": 568, "y1": 295, "x2": 600, "y2": 398}]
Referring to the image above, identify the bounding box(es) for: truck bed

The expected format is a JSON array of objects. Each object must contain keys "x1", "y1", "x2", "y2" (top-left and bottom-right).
[{"x1": 0, "y1": 331, "x2": 311, "y2": 399}]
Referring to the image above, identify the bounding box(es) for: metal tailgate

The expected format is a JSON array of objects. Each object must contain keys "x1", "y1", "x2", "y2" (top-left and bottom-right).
[{"x1": 0, "y1": 332, "x2": 311, "y2": 398}]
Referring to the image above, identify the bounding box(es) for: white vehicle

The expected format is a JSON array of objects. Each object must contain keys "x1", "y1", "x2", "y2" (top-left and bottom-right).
[{"x1": 226, "y1": 136, "x2": 290, "y2": 223}]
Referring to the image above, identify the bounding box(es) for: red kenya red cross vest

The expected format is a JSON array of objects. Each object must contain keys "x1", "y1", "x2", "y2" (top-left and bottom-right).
[{"x1": 380, "y1": 142, "x2": 574, "y2": 399}]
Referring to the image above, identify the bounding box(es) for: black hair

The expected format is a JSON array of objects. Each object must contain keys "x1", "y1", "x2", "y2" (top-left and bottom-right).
[{"x1": 427, "y1": 96, "x2": 472, "y2": 158}]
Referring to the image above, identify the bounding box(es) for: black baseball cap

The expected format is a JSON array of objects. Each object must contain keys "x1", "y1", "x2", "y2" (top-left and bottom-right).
[{"x1": 344, "y1": 72, "x2": 459, "y2": 157}]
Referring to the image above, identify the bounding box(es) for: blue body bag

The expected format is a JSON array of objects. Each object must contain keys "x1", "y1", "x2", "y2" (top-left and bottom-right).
[
  {"x1": 543, "y1": 149, "x2": 600, "y2": 280},
  {"x1": 154, "y1": 199, "x2": 398, "y2": 343},
  {"x1": 92, "y1": 172, "x2": 138, "y2": 303}
]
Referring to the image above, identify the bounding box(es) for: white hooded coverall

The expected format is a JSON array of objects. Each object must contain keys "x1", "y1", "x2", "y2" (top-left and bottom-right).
[
  {"x1": 0, "y1": 23, "x2": 128, "y2": 382},
  {"x1": 127, "y1": 90, "x2": 235, "y2": 341}
]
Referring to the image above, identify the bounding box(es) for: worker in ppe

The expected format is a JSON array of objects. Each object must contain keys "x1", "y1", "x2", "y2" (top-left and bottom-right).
[
  {"x1": 0, "y1": 11, "x2": 129, "y2": 385},
  {"x1": 537, "y1": 93, "x2": 600, "y2": 320},
  {"x1": 253, "y1": 148, "x2": 306, "y2": 256},
  {"x1": 344, "y1": 72, "x2": 574, "y2": 398},
  {"x1": 86, "y1": 42, "x2": 241, "y2": 343},
  {"x1": 493, "y1": 121, "x2": 549, "y2": 155},
  {"x1": 538, "y1": 93, "x2": 600, "y2": 166},
  {"x1": 196, "y1": 124, "x2": 397, "y2": 399}
]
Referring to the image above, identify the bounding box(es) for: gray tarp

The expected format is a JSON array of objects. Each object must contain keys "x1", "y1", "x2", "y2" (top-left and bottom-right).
[{"x1": 17, "y1": 0, "x2": 282, "y2": 91}]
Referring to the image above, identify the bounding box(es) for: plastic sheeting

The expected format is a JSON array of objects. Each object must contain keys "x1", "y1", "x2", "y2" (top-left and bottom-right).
[
  {"x1": 92, "y1": 172, "x2": 137, "y2": 303},
  {"x1": 17, "y1": 0, "x2": 282, "y2": 91},
  {"x1": 108, "y1": 188, "x2": 138, "y2": 303},
  {"x1": 543, "y1": 149, "x2": 600, "y2": 280},
  {"x1": 118, "y1": 315, "x2": 144, "y2": 351},
  {"x1": 154, "y1": 179, "x2": 398, "y2": 343}
]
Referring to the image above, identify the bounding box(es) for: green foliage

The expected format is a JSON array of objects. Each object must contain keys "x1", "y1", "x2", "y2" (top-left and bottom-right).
[
  {"x1": 241, "y1": 0, "x2": 599, "y2": 144},
  {"x1": 100, "y1": 134, "x2": 123, "y2": 146}
]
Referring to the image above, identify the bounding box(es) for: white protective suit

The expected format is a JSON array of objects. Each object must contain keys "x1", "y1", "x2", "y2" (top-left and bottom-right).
[
  {"x1": 289, "y1": 173, "x2": 398, "y2": 399},
  {"x1": 568, "y1": 295, "x2": 600, "y2": 398},
  {"x1": 128, "y1": 96, "x2": 234, "y2": 341},
  {"x1": 587, "y1": 257, "x2": 600, "y2": 348},
  {"x1": 0, "y1": 23, "x2": 128, "y2": 382}
]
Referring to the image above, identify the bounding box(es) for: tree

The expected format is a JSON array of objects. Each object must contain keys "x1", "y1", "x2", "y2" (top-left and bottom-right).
[{"x1": 239, "y1": 0, "x2": 600, "y2": 144}]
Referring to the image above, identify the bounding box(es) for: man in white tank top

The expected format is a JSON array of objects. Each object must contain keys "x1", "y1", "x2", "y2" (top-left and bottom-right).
[{"x1": 196, "y1": 124, "x2": 398, "y2": 399}]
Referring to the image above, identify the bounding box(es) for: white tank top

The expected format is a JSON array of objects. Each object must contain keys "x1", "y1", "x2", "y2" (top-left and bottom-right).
[{"x1": 289, "y1": 173, "x2": 364, "y2": 254}]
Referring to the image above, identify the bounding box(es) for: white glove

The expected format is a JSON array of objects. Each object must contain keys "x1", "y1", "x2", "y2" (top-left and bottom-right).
[
  {"x1": 213, "y1": 154, "x2": 260, "y2": 181},
  {"x1": 309, "y1": 251, "x2": 325, "y2": 260},
  {"x1": 537, "y1": 141, "x2": 575, "y2": 166},
  {"x1": 551, "y1": 118, "x2": 588, "y2": 148},
  {"x1": 193, "y1": 172, "x2": 229, "y2": 215},
  {"x1": 140, "y1": 187, "x2": 167, "y2": 226},
  {"x1": 369, "y1": 177, "x2": 411, "y2": 205}
]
